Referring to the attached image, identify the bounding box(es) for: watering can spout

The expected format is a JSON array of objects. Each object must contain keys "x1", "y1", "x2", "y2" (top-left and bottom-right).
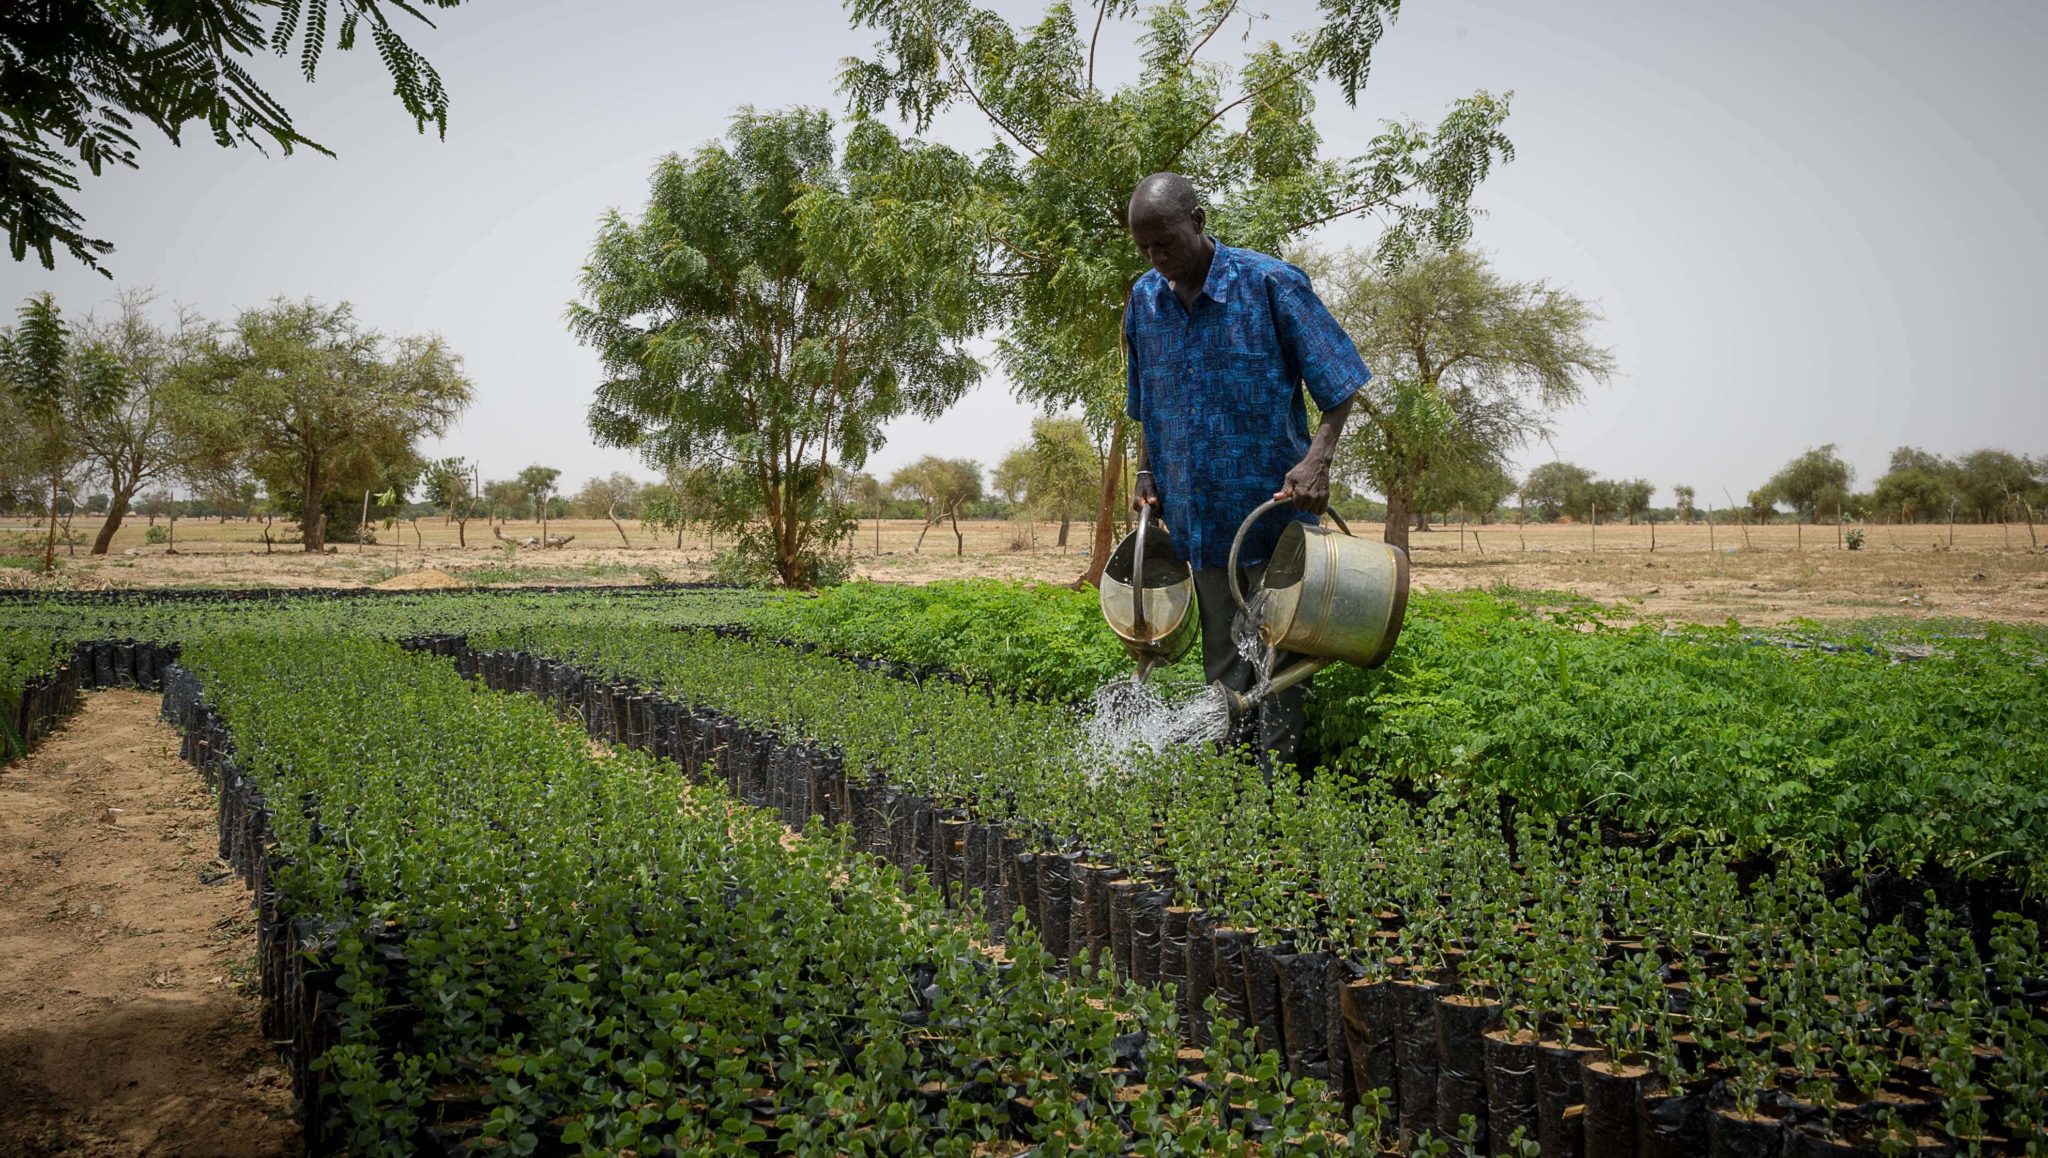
[{"x1": 1219, "y1": 655, "x2": 1333, "y2": 718}]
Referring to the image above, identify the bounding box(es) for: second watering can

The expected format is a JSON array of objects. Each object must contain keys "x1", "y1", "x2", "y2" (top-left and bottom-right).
[
  {"x1": 1222, "y1": 498, "x2": 1410, "y2": 716},
  {"x1": 1099, "y1": 503, "x2": 1197, "y2": 682}
]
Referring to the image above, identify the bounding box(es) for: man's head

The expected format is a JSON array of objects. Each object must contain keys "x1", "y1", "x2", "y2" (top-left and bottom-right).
[{"x1": 1127, "y1": 172, "x2": 1211, "y2": 289}]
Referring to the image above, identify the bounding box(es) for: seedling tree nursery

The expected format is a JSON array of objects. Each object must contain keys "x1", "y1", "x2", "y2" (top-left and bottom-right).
[{"x1": 3, "y1": 582, "x2": 2043, "y2": 1154}]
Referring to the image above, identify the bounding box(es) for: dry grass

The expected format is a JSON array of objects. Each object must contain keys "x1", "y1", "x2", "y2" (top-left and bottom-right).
[{"x1": 4, "y1": 513, "x2": 2043, "y2": 627}]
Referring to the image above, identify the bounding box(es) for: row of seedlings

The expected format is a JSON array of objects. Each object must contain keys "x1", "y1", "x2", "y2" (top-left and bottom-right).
[
  {"x1": 442, "y1": 626, "x2": 2047, "y2": 1158},
  {"x1": 173, "y1": 633, "x2": 1371, "y2": 1155}
]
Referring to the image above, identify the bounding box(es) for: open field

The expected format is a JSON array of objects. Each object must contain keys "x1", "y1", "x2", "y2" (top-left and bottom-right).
[{"x1": 5, "y1": 514, "x2": 2043, "y2": 624}]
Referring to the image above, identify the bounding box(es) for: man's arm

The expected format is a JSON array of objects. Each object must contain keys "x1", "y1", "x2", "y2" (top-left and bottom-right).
[{"x1": 1275, "y1": 395, "x2": 1353, "y2": 515}]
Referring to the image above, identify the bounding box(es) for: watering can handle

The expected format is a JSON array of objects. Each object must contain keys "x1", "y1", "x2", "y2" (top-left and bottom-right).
[
  {"x1": 1226, "y1": 499, "x2": 1353, "y2": 614},
  {"x1": 1132, "y1": 501, "x2": 1151, "y2": 635}
]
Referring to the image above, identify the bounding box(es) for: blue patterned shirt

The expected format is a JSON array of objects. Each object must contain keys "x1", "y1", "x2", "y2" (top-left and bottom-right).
[{"x1": 1124, "y1": 242, "x2": 1371, "y2": 571}]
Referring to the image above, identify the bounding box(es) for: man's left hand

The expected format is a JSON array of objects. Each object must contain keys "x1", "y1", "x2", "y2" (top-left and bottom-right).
[{"x1": 1275, "y1": 456, "x2": 1331, "y2": 514}]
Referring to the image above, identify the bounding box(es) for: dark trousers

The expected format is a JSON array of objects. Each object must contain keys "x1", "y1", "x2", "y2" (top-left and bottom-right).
[{"x1": 1191, "y1": 563, "x2": 1307, "y2": 775}]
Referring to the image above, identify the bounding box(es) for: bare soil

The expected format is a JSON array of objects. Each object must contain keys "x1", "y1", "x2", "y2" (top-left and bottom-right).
[
  {"x1": 0, "y1": 691, "x2": 296, "y2": 1157},
  {"x1": 5, "y1": 515, "x2": 2044, "y2": 626}
]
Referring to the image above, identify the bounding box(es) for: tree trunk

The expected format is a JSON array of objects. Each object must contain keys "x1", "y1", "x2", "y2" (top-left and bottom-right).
[
  {"x1": 41, "y1": 436, "x2": 60, "y2": 573},
  {"x1": 950, "y1": 502, "x2": 964, "y2": 556},
  {"x1": 302, "y1": 458, "x2": 325, "y2": 551},
  {"x1": 1079, "y1": 420, "x2": 1125, "y2": 588},
  {"x1": 914, "y1": 511, "x2": 939, "y2": 553},
  {"x1": 607, "y1": 500, "x2": 630, "y2": 546},
  {"x1": 1382, "y1": 491, "x2": 1413, "y2": 554},
  {"x1": 1057, "y1": 511, "x2": 1070, "y2": 547},
  {"x1": 1412, "y1": 507, "x2": 1432, "y2": 533},
  {"x1": 90, "y1": 485, "x2": 136, "y2": 555}
]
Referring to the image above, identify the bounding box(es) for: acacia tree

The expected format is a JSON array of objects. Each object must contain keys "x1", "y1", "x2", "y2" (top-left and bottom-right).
[
  {"x1": 1327, "y1": 248, "x2": 1612, "y2": 551},
  {"x1": 73, "y1": 293, "x2": 208, "y2": 553},
  {"x1": 1521, "y1": 460, "x2": 1593, "y2": 522},
  {"x1": 176, "y1": 298, "x2": 470, "y2": 551},
  {"x1": 1951, "y1": 449, "x2": 2034, "y2": 523},
  {"x1": 892, "y1": 456, "x2": 982, "y2": 555},
  {"x1": 1, "y1": 293, "x2": 126, "y2": 572},
  {"x1": 1413, "y1": 454, "x2": 1514, "y2": 526},
  {"x1": 1869, "y1": 446, "x2": 1948, "y2": 524},
  {"x1": 516, "y1": 464, "x2": 561, "y2": 548},
  {"x1": 841, "y1": 0, "x2": 1514, "y2": 583},
  {"x1": 572, "y1": 107, "x2": 985, "y2": 588},
  {"x1": 993, "y1": 446, "x2": 1033, "y2": 508},
  {"x1": 575, "y1": 471, "x2": 642, "y2": 546},
  {"x1": 482, "y1": 477, "x2": 526, "y2": 525},
  {"x1": 1673, "y1": 484, "x2": 1696, "y2": 523},
  {"x1": 4, "y1": 0, "x2": 469, "y2": 273},
  {"x1": 1763, "y1": 444, "x2": 1853, "y2": 524},
  {"x1": 1616, "y1": 478, "x2": 1654, "y2": 524},
  {"x1": 422, "y1": 456, "x2": 478, "y2": 546},
  {"x1": 994, "y1": 415, "x2": 1102, "y2": 547}
]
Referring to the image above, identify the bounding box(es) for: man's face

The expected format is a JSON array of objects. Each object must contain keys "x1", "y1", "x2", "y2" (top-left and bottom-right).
[{"x1": 1128, "y1": 204, "x2": 1208, "y2": 289}]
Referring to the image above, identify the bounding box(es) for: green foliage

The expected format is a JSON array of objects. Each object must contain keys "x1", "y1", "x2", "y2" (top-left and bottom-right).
[
  {"x1": 463, "y1": 609, "x2": 2046, "y2": 1144},
  {"x1": 1762, "y1": 443, "x2": 1854, "y2": 523},
  {"x1": 889, "y1": 455, "x2": 983, "y2": 555},
  {"x1": 1516, "y1": 462, "x2": 1649, "y2": 524},
  {"x1": 1518, "y1": 460, "x2": 1592, "y2": 522},
  {"x1": 751, "y1": 577, "x2": 2048, "y2": 886},
  {"x1": 747, "y1": 578, "x2": 1193, "y2": 701},
  {"x1": 181, "y1": 631, "x2": 1360, "y2": 1151},
  {"x1": 7, "y1": 582, "x2": 2045, "y2": 1146},
  {"x1": 1, "y1": 292, "x2": 128, "y2": 571},
  {"x1": 1411, "y1": 454, "x2": 1515, "y2": 523},
  {"x1": 572, "y1": 107, "x2": 985, "y2": 588},
  {"x1": 839, "y1": 0, "x2": 1515, "y2": 565},
  {"x1": 1873, "y1": 445, "x2": 2045, "y2": 524},
  {"x1": 513, "y1": 464, "x2": 559, "y2": 521},
  {"x1": 1, "y1": 0, "x2": 467, "y2": 274},
  {"x1": 997, "y1": 416, "x2": 1099, "y2": 541},
  {"x1": 1324, "y1": 249, "x2": 1612, "y2": 547},
  {"x1": 1309, "y1": 589, "x2": 2048, "y2": 887},
  {"x1": 1585, "y1": 475, "x2": 1653, "y2": 524},
  {"x1": 172, "y1": 298, "x2": 471, "y2": 551}
]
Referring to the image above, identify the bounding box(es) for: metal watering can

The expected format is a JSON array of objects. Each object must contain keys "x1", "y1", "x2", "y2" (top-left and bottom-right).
[
  {"x1": 1220, "y1": 498, "x2": 1410, "y2": 717},
  {"x1": 1098, "y1": 503, "x2": 1197, "y2": 682}
]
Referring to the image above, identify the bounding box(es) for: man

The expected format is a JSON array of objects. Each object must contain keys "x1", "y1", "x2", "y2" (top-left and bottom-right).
[{"x1": 1123, "y1": 171, "x2": 1367, "y2": 771}]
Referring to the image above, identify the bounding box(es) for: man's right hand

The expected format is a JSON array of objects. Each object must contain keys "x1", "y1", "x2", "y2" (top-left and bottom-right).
[{"x1": 1132, "y1": 470, "x2": 1160, "y2": 510}]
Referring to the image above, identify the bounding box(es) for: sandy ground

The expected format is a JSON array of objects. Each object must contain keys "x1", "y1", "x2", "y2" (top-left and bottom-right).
[
  {"x1": 0, "y1": 691, "x2": 296, "y2": 1158},
  {"x1": 5, "y1": 514, "x2": 2045, "y2": 625}
]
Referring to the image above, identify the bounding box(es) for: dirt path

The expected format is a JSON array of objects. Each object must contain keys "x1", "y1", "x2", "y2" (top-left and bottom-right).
[{"x1": 0, "y1": 691, "x2": 296, "y2": 1157}]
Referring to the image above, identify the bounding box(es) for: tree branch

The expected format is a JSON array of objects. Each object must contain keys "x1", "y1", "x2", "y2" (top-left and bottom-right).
[
  {"x1": 1087, "y1": 0, "x2": 1110, "y2": 92},
  {"x1": 944, "y1": 47, "x2": 1054, "y2": 171},
  {"x1": 1186, "y1": 0, "x2": 1237, "y2": 64},
  {"x1": 1164, "y1": 44, "x2": 1319, "y2": 171},
  {"x1": 1278, "y1": 188, "x2": 1404, "y2": 235}
]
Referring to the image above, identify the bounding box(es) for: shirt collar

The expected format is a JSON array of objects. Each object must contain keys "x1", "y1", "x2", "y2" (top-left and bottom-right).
[
  {"x1": 1147, "y1": 239, "x2": 1236, "y2": 308},
  {"x1": 1196, "y1": 240, "x2": 1236, "y2": 304}
]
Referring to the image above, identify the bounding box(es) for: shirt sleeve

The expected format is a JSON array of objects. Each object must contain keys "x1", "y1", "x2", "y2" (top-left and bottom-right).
[
  {"x1": 1269, "y1": 262, "x2": 1371, "y2": 412},
  {"x1": 1123, "y1": 299, "x2": 1142, "y2": 423}
]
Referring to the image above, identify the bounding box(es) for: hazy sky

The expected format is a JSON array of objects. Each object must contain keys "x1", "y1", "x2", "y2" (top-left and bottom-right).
[{"x1": 5, "y1": 0, "x2": 2043, "y2": 508}]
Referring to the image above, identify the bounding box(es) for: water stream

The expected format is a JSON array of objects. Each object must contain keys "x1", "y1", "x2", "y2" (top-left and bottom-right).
[
  {"x1": 1080, "y1": 677, "x2": 1230, "y2": 764},
  {"x1": 1080, "y1": 592, "x2": 1278, "y2": 773}
]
